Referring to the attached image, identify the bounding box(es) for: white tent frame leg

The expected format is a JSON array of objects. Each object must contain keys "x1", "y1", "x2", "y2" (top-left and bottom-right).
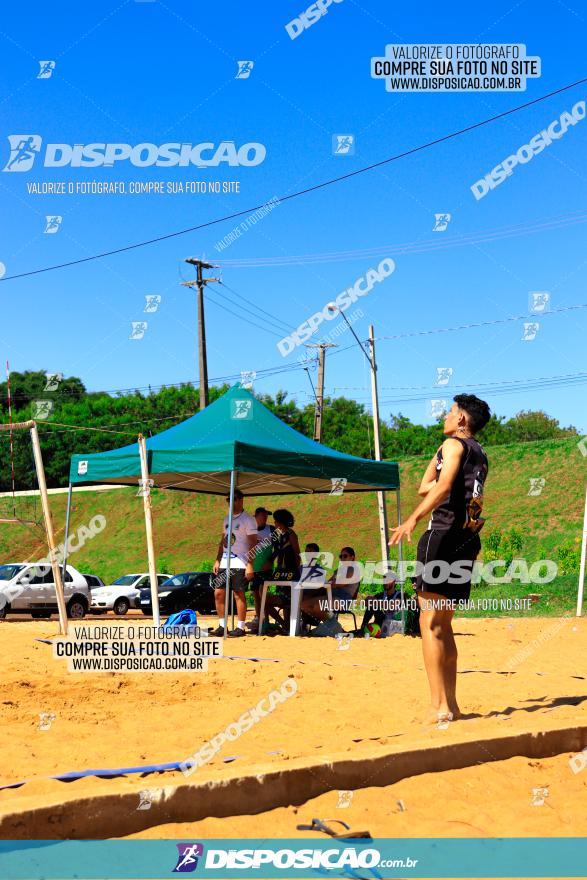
[
  {"x1": 0, "y1": 419, "x2": 68, "y2": 635},
  {"x1": 577, "y1": 484, "x2": 587, "y2": 617},
  {"x1": 138, "y1": 434, "x2": 161, "y2": 628}
]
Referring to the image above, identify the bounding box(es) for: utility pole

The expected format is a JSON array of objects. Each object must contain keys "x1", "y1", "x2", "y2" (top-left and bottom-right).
[
  {"x1": 181, "y1": 259, "x2": 220, "y2": 410},
  {"x1": 368, "y1": 325, "x2": 389, "y2": 565},
  {"x1": 305, "y1": 343, "x2": 337, "y2": 443}
]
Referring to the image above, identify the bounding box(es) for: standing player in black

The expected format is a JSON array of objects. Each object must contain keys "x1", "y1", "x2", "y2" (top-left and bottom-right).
[{"x1": 389, "y1": 394, "x2": 490, "y2": 724}]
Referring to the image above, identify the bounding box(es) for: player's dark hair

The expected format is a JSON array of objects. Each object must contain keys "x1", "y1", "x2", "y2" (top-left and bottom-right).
[
  {"x1": 453, "y1": 394, "x2": 491, "y2": 433},
  {"x1": 273, "y1": 508, "x2": 295, "y2": 528},
  {"x1": 305, "y1": 542, "x2": 320, "y2": 552},
  {"x1": 340, "y1": 546, "x2": 355, "y2": 557}
]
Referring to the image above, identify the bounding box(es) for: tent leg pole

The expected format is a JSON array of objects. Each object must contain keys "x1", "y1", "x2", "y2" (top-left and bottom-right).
[
  {"x1": 577, "y1": 484, "x2": 587, "y2": 617},
  {"x1": 396, "y1": 491, "x2": 405, "y2": 632},
  {"x1": 61, "y1": 482, "x2": 73, "y2": 586},
  {"x1": 224, "y1": 470, "x2": 236, "y2": 642},
  {"x1": 30, "y1": 423, "x2": 68, "y2": 636},
  {"x1": 138, "y1": 434, "x2": 160, "y2": 628}
]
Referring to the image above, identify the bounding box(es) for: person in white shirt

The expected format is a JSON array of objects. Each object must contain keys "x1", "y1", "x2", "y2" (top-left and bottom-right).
[{"x1": 211, "y1": 489, "x2": 258, "y2": 638}]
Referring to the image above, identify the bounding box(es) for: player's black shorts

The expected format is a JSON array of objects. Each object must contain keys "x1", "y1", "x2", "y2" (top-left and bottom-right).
[
  {"x1": 415, "y1": 528, "x2": 481, "y2": 603},
  {"x1": 214, "y1": 568, "x2": 247, "y2": 593}
]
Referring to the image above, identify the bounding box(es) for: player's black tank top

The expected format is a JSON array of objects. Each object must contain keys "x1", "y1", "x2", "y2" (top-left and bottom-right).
[{"x1": 430, "y1": 436, "x2": 489, "y2": 532}]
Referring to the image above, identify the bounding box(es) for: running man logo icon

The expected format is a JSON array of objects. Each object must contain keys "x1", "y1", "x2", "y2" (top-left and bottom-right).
[
  {"x1": 230, "y1": 399, "x2": 253, "y2": 419},
  {"x1": 173, "y1": 843, "x2": 204, "y2": 873},
  {"x1": 37, "y1": 60, "x2": 56, "y2": 79},
  {"x1": 428, "y1": 399, "x2": 448, "y2": 419},
  {"x1": 38, "y1": 712, "x2": 56, "y2": 731},
  {"x1": 3, "y1": 135, "x2": 42, "y2": 172},
  {"x1": 433, "y1": 213, "x2": 451, "y2": 232},
  {"x1": 330, "y1": 477, "x2": 347, "y2": 495},
  {"x1": 332, "y1": 134, "x2": 355, "y2": 155},
  {"x1": 337, "y1": 789, "x2": 354, "y2": 807},
  {"x1": 130, "y1": 321, "x2": 148, "y2": 340},
  {"x1": 137, "y1": 789, "x2": 155, "y2": 811},
  {"x1": 522, "y1": 322, "x2": 539, "y2": 341},
  {"x1": 144, "y1": 295, "x2": 162, "y2": 313},
  {"x1": 529, "y1": 291, "x2": 550, "y2": 313},
  {"x1": 236, "y1": 61, "x2": 254, "y2": 79},
  {"x1": 528, "y1": 477, "x2": 546, "y2": 497},
  {"x1": 44, "y1": 372, "x2": 63, "y2": 391},
  {"x1": 240, "y1": 370, "x2": 256, "y2": 390},
  {"x1": 435, "y1": 367, "x2": 453, "y2": 386},
  {"x1": 32, "y1": 400, "x2": 54, "y2": 420},
  {"x1": 44, "y1": 215, "x2": 62, "y2": 234}
]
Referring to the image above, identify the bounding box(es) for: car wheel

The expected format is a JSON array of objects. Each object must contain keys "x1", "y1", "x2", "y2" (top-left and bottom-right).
[
  {"x1": 31, "y1": 611, "x2": 52, "y2": 619},
  {"x1": 67, "y1": 597, "x2": 87, "y2": 619},
  {"x1": 0, "y1": 603, "x2": 9, "y2": 619},
  {"x1": 141, "y1": 608, "x2": 151, "y2": 616},
  {"x1": 113, "y1": 597, "x2": 130, "y2": 616}
]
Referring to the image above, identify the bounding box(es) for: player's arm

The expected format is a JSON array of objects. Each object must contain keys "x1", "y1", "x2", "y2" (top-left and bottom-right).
[
  {"x1": 418, "y1": 449, "x2": 441, "y2": 496},
  {"x1": 212, "y1": 537, "x2": 224, "y2": 575},
  {"x1": 389, "y1": 439, "x2": 464, "y2": 544},
  {"x1": 289, "y1": 530, "x2": 302, "y2": 571}
]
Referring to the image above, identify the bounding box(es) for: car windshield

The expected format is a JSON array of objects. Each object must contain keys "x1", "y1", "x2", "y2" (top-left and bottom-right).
[
  {"x1": 0, "y1": 564, "x2": 25, "y2": 581},
  {"x1": 160, "y1": 573, "x2": 195, "y2": 588},
  {"x1": 112, "y1": 575, "x2": 140, "y2": 587}
]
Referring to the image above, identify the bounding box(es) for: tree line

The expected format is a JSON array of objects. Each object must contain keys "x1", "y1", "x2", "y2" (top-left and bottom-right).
[{"x1": 0, "y1": 370, "x2": 577, "y2": 490}]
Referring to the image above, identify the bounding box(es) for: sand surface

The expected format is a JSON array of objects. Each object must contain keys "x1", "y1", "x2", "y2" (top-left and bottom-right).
[{"x1": 0, "y1": 614, "x2": 585, "y2": 845}]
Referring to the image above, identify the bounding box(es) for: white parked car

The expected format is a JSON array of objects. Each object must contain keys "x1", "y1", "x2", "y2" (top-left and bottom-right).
[
  {"x1": 89, "y1": 573, "x2": 171, "y2": 616},
  {"x1": 0, "y1": 562, "x2": 90, "y2": 620}
]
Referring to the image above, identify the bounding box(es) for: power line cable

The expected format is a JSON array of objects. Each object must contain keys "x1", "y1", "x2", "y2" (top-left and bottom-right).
[{"x1": 2, "y1": 76, "x2": 586, "y2": 282}]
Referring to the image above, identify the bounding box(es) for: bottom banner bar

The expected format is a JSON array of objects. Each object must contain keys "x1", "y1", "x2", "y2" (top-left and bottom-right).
[{"x1": 0, "y1": 838, "x2": 585, "y2": 879}]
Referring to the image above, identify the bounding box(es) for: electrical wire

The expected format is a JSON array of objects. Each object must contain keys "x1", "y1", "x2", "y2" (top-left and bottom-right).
[
  {"x1": 217, "y1": 281, "x2": 297, "y2": 335},
  {"x1": 2, "y1": 76, "x2": 586, "y2": 282}
]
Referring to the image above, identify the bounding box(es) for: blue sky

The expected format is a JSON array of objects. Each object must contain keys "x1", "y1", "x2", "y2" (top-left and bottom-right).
[{"x1": 1, "y1": 0, "x2": 586, "y2": 431}]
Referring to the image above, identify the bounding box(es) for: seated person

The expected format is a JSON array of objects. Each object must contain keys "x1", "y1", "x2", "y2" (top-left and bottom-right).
[
  {"x1": 302, "y1": 546, "x2": 360, "y2": 637},
  {"x1": 262, "y1": 509, "x2": 301, "y2": 633},
  {"x1": 359, "y1": 569, "x2": 400, "y2": 634}
]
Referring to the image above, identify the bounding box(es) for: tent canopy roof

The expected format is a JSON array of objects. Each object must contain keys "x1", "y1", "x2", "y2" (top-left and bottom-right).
[{"x1": 68, "y1": 385, "x2": 399, "y2": 495}]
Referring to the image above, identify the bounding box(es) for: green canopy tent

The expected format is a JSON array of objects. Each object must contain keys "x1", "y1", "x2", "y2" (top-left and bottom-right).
[{"x1": 64, "y1": 385, "x2": 402, "y2": 628}]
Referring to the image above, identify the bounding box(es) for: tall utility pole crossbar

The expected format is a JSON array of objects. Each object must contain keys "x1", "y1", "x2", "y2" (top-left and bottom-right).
[
  {"x1": 181, "y1": 259, "x2": 220, "y2": 410},
  {"x1": 305, "y1": 343, "x2": 337, "y2": 443}
]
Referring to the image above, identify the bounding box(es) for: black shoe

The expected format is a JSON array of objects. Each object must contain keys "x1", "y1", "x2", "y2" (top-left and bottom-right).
[
  {"x1": 210, "y1": 625, "x2": 224, "y2": 637},
  {"x1": 227, "y1": 627, "x2": 247, "y2": 638}
]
